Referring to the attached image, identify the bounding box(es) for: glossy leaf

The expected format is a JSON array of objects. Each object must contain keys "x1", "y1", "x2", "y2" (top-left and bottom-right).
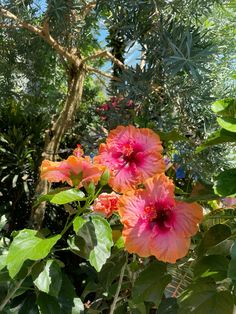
[
  {"x1": 213, "y1": 169, "x2": 236, "y2": 197},
  {"x1": 69, "y1": 216, "x2": 113, "y2": 272},
  {"x1": 132, "y1": 261, "x2": 171, "y2": 307},
  {"x1": 197, "y1": 224, "x2": 231, "y2": 255},
  {"x1": 50, "y1": 188, "x2": 85, "y2": 204},
  {"x1": 193, "y1": 255, "x2": 229, "y2": 281},
  {"x1": 73, "y1": 216, "x2": 86, "y2": 234},
  {"x1": 33, "y1": 259, "x2": 62, "y2": 297},
  {"x1": 6, "y1": 229, "x2": 61, "y2": 278},
  {"x1": 217, "y1": 117, "x2": 236, "y2": 132},
  {"x1": 36, "y1": 293, "x2": 61, "y2": 314},
  {"x1": 211, "y1": 98, "x2": 236, "y2": 116}
]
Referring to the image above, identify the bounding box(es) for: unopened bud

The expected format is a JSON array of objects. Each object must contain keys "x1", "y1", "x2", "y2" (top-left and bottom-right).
[{"x1": 100, "y1": 169, "x2": 110, "y2": 186}]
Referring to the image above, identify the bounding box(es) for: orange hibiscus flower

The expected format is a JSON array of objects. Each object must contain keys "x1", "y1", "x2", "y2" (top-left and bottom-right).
[
  {"x1": 41, "y1": 146, "x2": 104, "y2": 188},
  {"x1": 119, "y1": 174, "x2": 203, "y2": 263}
]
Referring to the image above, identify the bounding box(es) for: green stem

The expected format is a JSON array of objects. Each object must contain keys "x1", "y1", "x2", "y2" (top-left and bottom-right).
[{"x1": 0, "y1": 262, "x2": 36, "y2": 312}]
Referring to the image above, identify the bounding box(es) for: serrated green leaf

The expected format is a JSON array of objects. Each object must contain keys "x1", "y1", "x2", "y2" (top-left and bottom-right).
[
  {"x1": 217, "y1": 117, "x2": 236, "y2": 132},
  {"x1": 132, "y1": 261, "x2": 171, "y2": 307},
  {"x1": 6, "y1": 229, "x2": 61, "y2": 278},
  {"x1": 33, "y1": 259, "x2": 62, "y2": 297},
  {"x1": 213, "y1": 169, "x2": 236, "y2": 197},
  {"x1": 50, "y1": 189, "x2": 85, "y2": 204}
]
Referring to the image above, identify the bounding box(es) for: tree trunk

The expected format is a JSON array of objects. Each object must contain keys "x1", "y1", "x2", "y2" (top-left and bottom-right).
[{"x1": 30, "y1": 65, "x2": 86, "y2": 229}]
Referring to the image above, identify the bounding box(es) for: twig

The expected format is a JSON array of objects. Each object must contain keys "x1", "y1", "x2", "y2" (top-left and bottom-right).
[
  {"x1": 109, "y1": 253, "x2": 127, "y2": 314},
  {"x1": 0, "y1": 262, "x2": 37, "y2": 312},
  {"x1": 0, "y1": 8, "x2": 79, "y2": 65}
]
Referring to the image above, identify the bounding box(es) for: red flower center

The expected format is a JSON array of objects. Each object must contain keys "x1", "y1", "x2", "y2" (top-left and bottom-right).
[
  {"x1": 144, "y1": 204, "x2": 173, "y2": 231},
  {"x1": 121, "y1": 143, "x2": 142, "y2": 165}
]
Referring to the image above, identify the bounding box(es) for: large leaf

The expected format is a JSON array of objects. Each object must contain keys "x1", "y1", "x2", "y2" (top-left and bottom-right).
[
  {"x1": 36, "y1": 293, "x2": 61, "y2": 314},
  {"x1": 211, "y1": 98, "x2": 236, "y2": 117},
  {"x1": 213, "y1": 169, "x2": 236, "y2": 197},
  {"x1": 58, "y1": 274, "x2": 84, "y2": 313},
  {"x1": 196, "y1": 129, "x2": 236, "y2": 153},
  {"x1": 193, "y1": 255, "x2": 229, "y2": 281},
  {"x1": 196, "y1": 224, "x2": 231, "y2": 255},
  {"x1": 50, "y1": 189, "x2": 85, "y2": 205},
  {"x1": 228, "y1": 241, "x2": 236, "y2": 280},
  {"x1": 178, "y1": 280, "x2": 234, "y2": 314},
  {"x1": 6, "y1": 229, "x2": 61, "y2": 278},
  {"x1": 217, "y1": 117, "x2": 236, "y2": 132},
  {"x1": 68, "y1": 216, "x2": 113, "y2": 272},
  {"x1": 33, "y1": 259, "x2": 62, "y2": 297},
  {"x1": 132, "y1": 261, "x2": 171, "y2": 307}
]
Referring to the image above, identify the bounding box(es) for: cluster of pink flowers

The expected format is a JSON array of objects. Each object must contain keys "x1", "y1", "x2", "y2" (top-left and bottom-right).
[
  {"x1": 41, "y1": 125, "x2": 203, "y2": 263},
  {"x1": 96, "y1": 97, "x2": 134, "y2": 120}
]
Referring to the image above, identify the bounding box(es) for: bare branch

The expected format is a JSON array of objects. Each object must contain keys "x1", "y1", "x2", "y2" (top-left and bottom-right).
[
  {"x1": 82, "y1": 50, "x2": 126, "y2": 70},
  {"x1": 86, "y1": 65, "x2": 121, "y2": 81},
  {"x1": 0, "y1": 8, "x2": 80, "y2": 66},
  {"x1": 80, "y1": 2, "x2": 96, "y2": 20}
]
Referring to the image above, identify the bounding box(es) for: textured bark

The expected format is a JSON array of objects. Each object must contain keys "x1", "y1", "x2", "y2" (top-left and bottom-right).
[{"x1": 30, "y1": 67, "x2": 86, "y2": 229}]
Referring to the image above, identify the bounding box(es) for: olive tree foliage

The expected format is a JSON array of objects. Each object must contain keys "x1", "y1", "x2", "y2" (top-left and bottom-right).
[{"x1": 97, "y1": 0, "x2": 235, "y2": 180}]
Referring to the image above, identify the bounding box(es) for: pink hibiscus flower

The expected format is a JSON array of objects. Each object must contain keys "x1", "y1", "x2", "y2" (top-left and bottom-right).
[
  {"x1": 41, "y1": 149, "x2": 105, "y2": 189},
  {"x1": 119, "y1": 174, "x2": 203, "y2": 263},
  {"x1": 92, "y1": 192, "x2": 119, "y2": 217},
  {"x1": 94, "y1": 125, "x2": 165, "y2": 192}
]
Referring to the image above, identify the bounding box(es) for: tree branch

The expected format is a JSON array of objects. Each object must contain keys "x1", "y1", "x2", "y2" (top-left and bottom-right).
[
  {"x1": 82, "y1": 50, "x2": 126, "y2": 70},
  {"x1": 86, "y1": 65, "x2": 121, "y2": 81},
  {"x1": 0, "y1": 8, "x2": 80, "y2": 66}
]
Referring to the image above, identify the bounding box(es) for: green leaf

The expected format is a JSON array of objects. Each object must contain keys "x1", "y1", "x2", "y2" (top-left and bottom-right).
[
  {"x1": 212, "y1": 98, "x2": 236, "y2": 117},
  {"x1": 6, "y1": 229, "x2": 61, "y2": 278},
  {"x1": 18, "y1": 294, "x2": 39, "y2": 314},
  {"x1": 157, "y1": 297, "x2": 178, "y2": 314},
  {"x1": 33, "y1": 259, "x2": 62, "y2": 297},
  {"x1": 50, "y1": 189, "x2": 85, "y2": 205},
  {"x1": 58, "y1": 274, "x2": 84, "y2": 313},
  {"x1": 217, "y1": 117, "x2": 236, "y2": 132},
  {"x1": 178, "y1": 280, "x2": 234, "y2": 314},
  {"x1": 132, "y1": 261, "x2": 171, "y2": 307},
  {"x1": 196, "y1": 129, "x2": 236, "y2": 153},
  {"x1": 213, "y1": 169, "x2": 236, "y2": 197},
  {"x1": 72, "y1": 298, "x2": 84, "y2": 314},
  {"x1": 158, "y1": 130, "x2": 188, "y2": 142},
  {"x1": 73, "y1": 216, "x2": 86, "y2": 234},
  {"x1": 196, "y1": 224, "x2": 231, "y2": 255},
  {"x1": 0, "y1": 215, "x2": 7, "y2": 232},
  {"x1": 193, "y1": 255, "x2": 229, "y2": 281},
  {"x1": 228, "y1": 241, "x2": 236, "y2": 280},
  {"x1": 36, "y1": 293, "x2": 61, "y2": 314},
  {"x1": 69, "y1": 216, "x2": 113, "y2": 272}
]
